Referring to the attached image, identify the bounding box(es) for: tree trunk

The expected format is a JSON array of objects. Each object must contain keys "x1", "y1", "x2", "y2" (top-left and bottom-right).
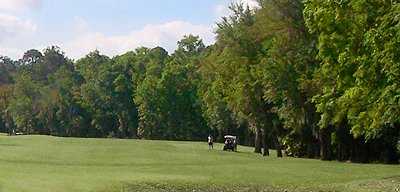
[
  {"x1": 218, "y1": 128, "x2": 224, "y2": 143},
  {"x1": 251, "y1": 119, "x2": 262, "y2": 154},
  {"x1": 336, "y1": 120, "x2": 352, "y2": 161},
  {"x1": 383, "y1": 144, "x2": 399, "y2": 164},
  {"x1": 254, "y1": 126, "x2": 262, "y2": 154},
  {"x1": 271, "y1": 120, "x2": 282, "y2": 158},
  {"x1": 275, "y1": 135, "x2": 283, "y2": 158},
  {"x1": 119, "y1": 121, "x2": 125, "y2": 138},
  {"x1": 319, "y1": 127, "x2": 332, "y2": 161},
  {"x1": 382, "y1": 124, "x2": 399, "y2": 164},
  {"x1": 262, "y1": 128, "x2": 269, "y2": 156},
  {"x1": 5, "y1": 111, "x2": 13, "y2": 136},
  {"x1": 118, "y1": 114, "x2": 127, "y2": 138}
]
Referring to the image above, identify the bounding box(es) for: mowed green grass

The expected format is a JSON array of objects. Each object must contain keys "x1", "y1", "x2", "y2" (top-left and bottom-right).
[{"x1": 0, "y1": 135, "x2": 399, "y2": 192}]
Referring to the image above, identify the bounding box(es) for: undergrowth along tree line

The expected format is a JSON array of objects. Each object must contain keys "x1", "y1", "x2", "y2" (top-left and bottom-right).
[{"x1": 0, "y1": 0, "x2": 399, "y2": 164}]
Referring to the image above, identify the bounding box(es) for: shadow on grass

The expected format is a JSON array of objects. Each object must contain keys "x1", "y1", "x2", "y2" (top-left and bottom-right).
[
  {"x1": 96, "y1": 178, "x2": 400, "y2": 192},
  {"x1": 0, "y1": 144, "x2": 20, "y2": 147},
  {"x1": 106, "y1": 183, "x2": 283, "y2": 192},
  {"x1": 95, "y1": 182, "x2": 338, "y2": 192},
  {"x1": 342, "y1": 176, "x2": 400, "y2": 192}
]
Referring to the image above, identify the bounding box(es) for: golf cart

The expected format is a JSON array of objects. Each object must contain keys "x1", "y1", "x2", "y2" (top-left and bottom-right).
[{"x1": 223, "y1": 135, "x2": 237, "y2": 151}]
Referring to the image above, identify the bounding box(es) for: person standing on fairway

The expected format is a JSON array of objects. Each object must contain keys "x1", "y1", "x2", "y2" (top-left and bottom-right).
[{"x1": 208, "y1": 135, "x2": 213, "y2": 150}]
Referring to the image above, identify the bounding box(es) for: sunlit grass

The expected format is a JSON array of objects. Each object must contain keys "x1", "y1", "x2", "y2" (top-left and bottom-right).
[{"x1": 0, "y1": 135, "x2": 399, "y2": 192}]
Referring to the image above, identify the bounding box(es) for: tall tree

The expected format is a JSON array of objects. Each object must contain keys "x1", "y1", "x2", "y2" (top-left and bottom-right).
[
  {"x1": 252, "y1": 0, "x2": 320, "y2": 158},
  {"x1": 304, "y1": 0, "x2": 400, "y2": 163},
  {"x1": 8, "y1": 72, "x2": 41, "y2": 134},
  {"x1": 136, "y1": 35, "x2": 208, "y2": 140},
  {"x1": 205, "y1": 3, "x2": 275, "y2": 155}
]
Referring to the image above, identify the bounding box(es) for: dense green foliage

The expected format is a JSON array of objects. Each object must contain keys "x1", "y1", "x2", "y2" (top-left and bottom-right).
[
  {"x1": 0, "y1": 135, "x2": 399, "y2": 192},
  {"x1": 0, "y1": 0, "x2": 399, "y2": 163}
]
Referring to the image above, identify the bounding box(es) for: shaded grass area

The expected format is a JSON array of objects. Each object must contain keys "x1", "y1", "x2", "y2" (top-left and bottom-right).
[
  {"x1": 0, "y1": 135, "x2": 399, "y2": 192},
  {"x1": 117, "y1": 183, "x2": 281, "y2": 192},
  {"x1": 100, "y1": 178, "x2": 400, "y2": 192}
]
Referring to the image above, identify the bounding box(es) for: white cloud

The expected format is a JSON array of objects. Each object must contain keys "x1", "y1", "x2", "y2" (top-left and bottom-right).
[
  {"x1": 0, "y1": 13, "x2": 37, "y2": 58},
  {"x1": 0, "y1": 0, "x2": 42, "y2": 12},
  {"x1": 241, "y1": 0, "x2": 260, "y2": 9},
  {"x1": 0, "y1": 13, "x2": 37, "y2": 42},
  {"x1": 73, "y1": 16, "x2": 90, "y2": 34},
  {"x1": 1, "y1": 2, "x2": 220, "y2": 60},
  {"x1": 0, "y1": 47, "x2": 21, "y2": 58},
  {"x1": 214, "y1": 0, "x2": 260, "y2": 19},
  {"x1": 0, "y1": 0, "x2": 40, "y2": 58},
  {"x1": 214, "y1": 4, "x2": 230, "y2": 19},
  {"x1": 62, "y1": 20, "x2": 215, "y2": 59},
  {"x1": 0, "y1": 18, "x2": 215, "y2": 59}
]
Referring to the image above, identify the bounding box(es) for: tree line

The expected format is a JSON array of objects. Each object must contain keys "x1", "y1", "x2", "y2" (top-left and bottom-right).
[{"x1": 1, "y1": 0, "x2": 399, "y2": 164}]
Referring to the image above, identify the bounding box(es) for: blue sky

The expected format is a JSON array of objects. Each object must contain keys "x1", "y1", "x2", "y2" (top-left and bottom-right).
[{"x1": 0, "y1": 0, "x2": 259, "y2": 59}]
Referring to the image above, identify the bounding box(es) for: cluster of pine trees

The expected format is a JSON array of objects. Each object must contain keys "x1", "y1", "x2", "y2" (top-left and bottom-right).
[{"x1": 1, "y1": 0, "x2": 399, "y2": 164}]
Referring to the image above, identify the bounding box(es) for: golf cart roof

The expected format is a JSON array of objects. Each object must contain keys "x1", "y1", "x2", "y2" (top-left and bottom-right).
[{"x1": 224, "y1": 135, "x2": 237, "y2": 139}]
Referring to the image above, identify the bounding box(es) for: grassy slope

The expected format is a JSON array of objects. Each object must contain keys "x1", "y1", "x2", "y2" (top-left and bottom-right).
[{"x1": 0, "y1": 135, "x2": 399, "y2": 192}]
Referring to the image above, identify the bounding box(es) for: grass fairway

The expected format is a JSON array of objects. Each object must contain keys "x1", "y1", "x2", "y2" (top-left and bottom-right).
[{"x1": 0, "y1": 135, "x2": 399, "y2": 192}]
